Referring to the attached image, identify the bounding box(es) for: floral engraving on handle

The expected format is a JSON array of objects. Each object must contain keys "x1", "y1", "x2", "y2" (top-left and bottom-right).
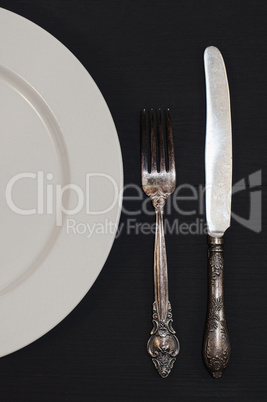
[
  {"x1": 204, "y1": 291, "x2": 230, "y2": 377},
  {"x1": 204, "y1": 236, "x2": 230, "y2": 378},
  {"x1": 207, "y1": 296, "x2": 223, "y2": 332},
  {"x1": 205, "y1": 342, "x2": 230, "y2": 379},
  {"x1": 147, "y1": 302, "x2": 180, "y2": 378},
  {"x1": 209, "y1": 252, "x2": 224, "y2": 285}
]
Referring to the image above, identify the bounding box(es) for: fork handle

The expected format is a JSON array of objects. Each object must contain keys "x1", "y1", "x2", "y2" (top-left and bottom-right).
[
  {"x1": 147, "y1": 205, "x2": 180, "y2": 378},
  {"x1": 203, "y1": 235, "x2": 231, "y2": 378},
  {"x1": 154, "y1": 207, "x2": 169, "y2": 320}
]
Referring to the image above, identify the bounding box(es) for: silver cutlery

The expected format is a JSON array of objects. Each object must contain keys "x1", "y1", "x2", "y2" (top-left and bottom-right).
[
  {"x1": 141, "y1": 108, "x2": 180, "y2": 378},
  {"x1": 202, "y1": 46, "x2": 232, "y2": 378}
]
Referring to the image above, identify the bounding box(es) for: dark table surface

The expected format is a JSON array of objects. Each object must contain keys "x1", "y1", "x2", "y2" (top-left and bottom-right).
[{"x1": 0, "y1": 1, "x2": 267, "y2": 401}]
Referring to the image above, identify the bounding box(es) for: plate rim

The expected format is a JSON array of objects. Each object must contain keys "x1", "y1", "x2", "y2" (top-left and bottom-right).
[{"x1": 0, "y1": 6, "x2": 123, "y2": 357}]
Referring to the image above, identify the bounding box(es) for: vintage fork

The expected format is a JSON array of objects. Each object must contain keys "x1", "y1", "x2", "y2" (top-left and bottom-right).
[{"x1": 141, "y1": 108, "x2": 180, "y2": 378}]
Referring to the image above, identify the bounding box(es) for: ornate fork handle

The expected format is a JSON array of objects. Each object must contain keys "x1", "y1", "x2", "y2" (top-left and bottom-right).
[
  {"x1": 147, "y1": 197, "x2": 180, "y2": 378},
  {"x1": 203, "y1": 236, "x2": 231, "y2": 378}
]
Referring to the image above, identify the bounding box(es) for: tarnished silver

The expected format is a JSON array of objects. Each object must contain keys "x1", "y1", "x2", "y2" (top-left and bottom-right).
[
  {"x1": 203, "y1": 236, "x2": 231, "y2": 378},
  {"x1": 203, "y1": 46, "x2": 232, "y2": 378},
  {"x1": 141, "y1": 108, "x2": 180, "y2": 378}
]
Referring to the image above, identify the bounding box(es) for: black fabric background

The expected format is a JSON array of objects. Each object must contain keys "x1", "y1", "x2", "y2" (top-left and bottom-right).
[{"x1": 0, "y1": 1, "x2": 266, "y2": 401}]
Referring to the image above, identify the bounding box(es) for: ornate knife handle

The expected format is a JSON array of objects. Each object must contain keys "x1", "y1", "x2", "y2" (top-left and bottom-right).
[
  {"x1": 203, "y1": 236, "x2": 231, "y2": 378},
  {"x1": 147, "y1": 205, "x2": 180, "y2": 378}
]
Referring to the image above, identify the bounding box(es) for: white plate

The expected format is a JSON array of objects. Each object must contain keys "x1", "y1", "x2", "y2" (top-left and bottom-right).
[{"x1": 0, "y1": 8, "x2": 123, "y2": 356}]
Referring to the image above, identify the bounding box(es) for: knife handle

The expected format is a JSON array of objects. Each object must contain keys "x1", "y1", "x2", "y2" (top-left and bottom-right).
[{"x1": 203, "y1": 235, "x2": 231, "y2": 378}]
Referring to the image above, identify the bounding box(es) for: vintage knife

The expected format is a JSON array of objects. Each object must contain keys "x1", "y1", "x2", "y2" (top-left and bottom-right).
[{"x1": 202, "y1": 46, "x2": 232, "y2": 378}]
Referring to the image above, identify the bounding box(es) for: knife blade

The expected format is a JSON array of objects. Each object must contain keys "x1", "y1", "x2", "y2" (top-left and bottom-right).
[{"x1": 202, "y1": 46, "x2": 232, "y2": 379}]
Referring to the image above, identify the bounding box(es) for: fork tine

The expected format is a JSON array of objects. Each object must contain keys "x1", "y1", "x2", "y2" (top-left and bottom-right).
[
  {"x1": 141, "y1": 109, "x2": 148, "y2": 173},
  {"x1": 165, "y1": 109, "x2": 175, "y2": 172},
  {"x1": 157, "y1": 109, "x2": 166, "y2": 172},
  {"x1": 149, "y1": 109, "x2": 157, "y2": 172}
]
